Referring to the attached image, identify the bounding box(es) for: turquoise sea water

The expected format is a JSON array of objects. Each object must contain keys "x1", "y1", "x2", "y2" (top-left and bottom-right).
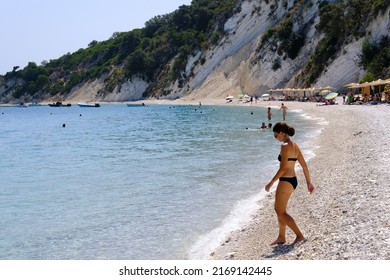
[{"x1": 0, "y1": 104, "x2": 322, "y2": 259}]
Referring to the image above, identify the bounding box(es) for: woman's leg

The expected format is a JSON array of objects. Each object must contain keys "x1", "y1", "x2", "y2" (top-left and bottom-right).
[{"x1": 271, "y1": 182, "x2": 304, "y2": 245}]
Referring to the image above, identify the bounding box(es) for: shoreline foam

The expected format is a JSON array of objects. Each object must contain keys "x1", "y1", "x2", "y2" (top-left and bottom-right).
[{"x1": 187, "y1": 191, "x2": 268, "y2": 259}]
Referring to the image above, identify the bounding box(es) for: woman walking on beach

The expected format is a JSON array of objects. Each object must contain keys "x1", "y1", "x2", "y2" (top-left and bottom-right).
[{"x1": 265, "y1": 122, "x2": 315, "y2": 245}]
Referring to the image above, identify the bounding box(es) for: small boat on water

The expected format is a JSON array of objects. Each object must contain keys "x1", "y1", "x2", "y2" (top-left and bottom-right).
[
  {"x1": 127, "y1": 103, "x2": 146, "y2": 107},
  {"x1": 77, "y1": 103, "x2": 101, "y2": 107},
  {"x1": 16, "y1": 102, "x2": 28, "y2": 108},
  {"x1": 49, "y1": 102, "x2": 72, "y2": 107}
]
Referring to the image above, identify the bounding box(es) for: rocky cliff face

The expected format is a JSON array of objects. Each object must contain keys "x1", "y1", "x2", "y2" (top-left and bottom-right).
[
  {"x1": 2, "y1": 0, "x2": 390, "y2": 103},
  {"x1": 178, "y1": 0, "x2": 390, "y2": 100},
  {"x1": 151, "y1": 0, "x2": 390, "y2": 100}
]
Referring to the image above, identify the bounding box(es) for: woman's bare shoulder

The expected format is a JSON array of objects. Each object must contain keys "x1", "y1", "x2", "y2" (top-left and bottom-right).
[
  {"x1": 292, "y1": 142, "x2": 304, "y2": 157},
  {"x1": 280, "y1": 142, "x2": 290, "y2": 152}
]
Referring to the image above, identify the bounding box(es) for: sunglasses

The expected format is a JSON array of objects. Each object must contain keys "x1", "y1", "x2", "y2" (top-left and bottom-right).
[{"x1": 274, "y1": 131, "x2": 280, "y2": 138}]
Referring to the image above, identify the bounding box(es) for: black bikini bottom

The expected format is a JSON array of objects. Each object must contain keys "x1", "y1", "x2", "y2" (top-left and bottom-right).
[{"x1": 279, "y1": 177, "x2": 298, "y2": 189}]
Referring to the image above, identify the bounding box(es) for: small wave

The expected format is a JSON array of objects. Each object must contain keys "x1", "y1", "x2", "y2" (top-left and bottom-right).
[
  {"x1": 291, "y1": 108, "x2": 327, "y2": 124},
  {"x1": 187, "y1": 191, "x2": 267, "y2": 259},
  {"x1": 303, "y1": 148, "x2": 318, "y2": 162},
  {"x1": 290, "y1": 109, "x2": 303, "y2": 113}
]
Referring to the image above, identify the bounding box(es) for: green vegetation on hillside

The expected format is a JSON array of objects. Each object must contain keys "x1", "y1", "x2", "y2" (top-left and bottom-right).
[
  {"x1": 255, "y1": 0, "x2": 307, "y2": 68},
  {"x1": 259, "y1": 0, "x2": 390, "y2": 84},
  {"x1": 303, "y1": 0, "x2": 390, "y2": 85},
  {"x1": 360, "y1": 36, "x2": 390, "y2": 81},
  {"x1": 3, "y1": 0, "x2": 240, "y2": 101}
]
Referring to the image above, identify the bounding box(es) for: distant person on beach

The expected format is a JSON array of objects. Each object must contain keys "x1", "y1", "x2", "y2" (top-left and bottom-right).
[
  {"x1": 261, "y1": 122, "x2": 267, "y2": 129},
  {"x1": 347, "y1": 91, "x2": 353, "y2": 104},
  {"x1": 267, "y1": 107, "x2": 272, "y2": 121},
  {"x1": 279, "y1": 103, "x2": 288, "y2": 120},
  {"x1": 265, "y1": 122, "x2": 315, "y2": 245}
]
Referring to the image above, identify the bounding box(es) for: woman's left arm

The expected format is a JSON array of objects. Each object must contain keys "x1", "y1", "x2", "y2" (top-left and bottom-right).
[{"x1": 297, "y1": 148, "x2": 315, "y2": 193}]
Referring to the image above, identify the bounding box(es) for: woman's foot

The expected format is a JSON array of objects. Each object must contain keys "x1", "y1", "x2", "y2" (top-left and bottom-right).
[
  {"x1": 292, "y1": 236, "x2": 306, "y2": 245},
  {"x1": 270, "y1": 238, "x2": 286, "y2": 245}
]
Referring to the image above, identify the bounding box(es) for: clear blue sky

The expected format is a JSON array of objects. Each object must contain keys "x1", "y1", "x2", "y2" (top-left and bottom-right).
[{"x1": 0, "y1": 0, "x2": 192, "y2": 75}]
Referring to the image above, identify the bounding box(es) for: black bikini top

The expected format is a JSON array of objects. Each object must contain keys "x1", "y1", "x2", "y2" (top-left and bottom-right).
[{"x1": 278, "y1": 154, "x2": 297, "y2": 162}]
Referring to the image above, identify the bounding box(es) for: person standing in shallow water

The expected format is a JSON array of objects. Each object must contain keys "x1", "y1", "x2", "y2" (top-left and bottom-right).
[
  {"x1": 279, "y1": 103, "x2": 288, "y2": 121},
  {"x1": 267, "y1": 107, "x2": 272, "y2": 122},
  {"x1": 265, "y1": 122, "x2": 315, "y2": 245}
]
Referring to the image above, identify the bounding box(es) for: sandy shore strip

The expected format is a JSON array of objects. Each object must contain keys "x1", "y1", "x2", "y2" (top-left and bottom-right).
[{"x1": 195, "y1": 98, "x2": 389, "y2": 260}]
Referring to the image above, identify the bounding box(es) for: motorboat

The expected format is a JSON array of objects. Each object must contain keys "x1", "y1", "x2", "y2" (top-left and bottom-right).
[
  {"x1": 127, "y1": 103, "x2": 145, "y2": 107},
  {"x1": 49, "y1": 102, "x2": 71, "y2": 107},
  {"x1": 77, "y1": 103, "x2": 101, "y2": 107}
]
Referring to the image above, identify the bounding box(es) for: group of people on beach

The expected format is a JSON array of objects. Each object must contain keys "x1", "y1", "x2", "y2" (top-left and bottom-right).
[
  {"x1": 260, "y1": 103, "x2": 288, "y2": 130},
  {"x1": 342, "y1": 88, "x2": 390, "y2": 104}
]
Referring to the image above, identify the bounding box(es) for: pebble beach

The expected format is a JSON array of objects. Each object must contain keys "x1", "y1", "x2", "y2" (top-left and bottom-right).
[{"x1": 198, "y1": 98, "x2": 390, "y2": 260}]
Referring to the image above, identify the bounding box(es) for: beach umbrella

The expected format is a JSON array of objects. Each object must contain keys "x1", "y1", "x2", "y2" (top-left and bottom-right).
[
  {"x1": 319, "y1": 86, "x2": 335, "y2": 90},
  {"x1": 369, "y1": 79, "x2": 388, "y2": 86},
  {"x1": 237, "y1": 93, "x2": 245, "y2": 98},
  {"x1": 261, "y1": 93, "x2": 270, "y2": 98},
  {"x1": 349, "y1": 82, "x2": 370, "y2": 88},
  {"x1": 325, "y1": 92, "x2": 338, "y2": 100},
  {"x1": 345, "y1": 82, "x2": 360, "y2": 88},
  {"x1": 320, "y1": 89, "x2": 332, "y2": 95},
  {"x1": 225, "y1": 95, "x2": 234, "y2": 100}
]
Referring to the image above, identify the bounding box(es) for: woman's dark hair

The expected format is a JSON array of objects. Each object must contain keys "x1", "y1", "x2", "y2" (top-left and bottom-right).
[{"x1": 273, "y1": 122, "x2": 295, "y2": 136}]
